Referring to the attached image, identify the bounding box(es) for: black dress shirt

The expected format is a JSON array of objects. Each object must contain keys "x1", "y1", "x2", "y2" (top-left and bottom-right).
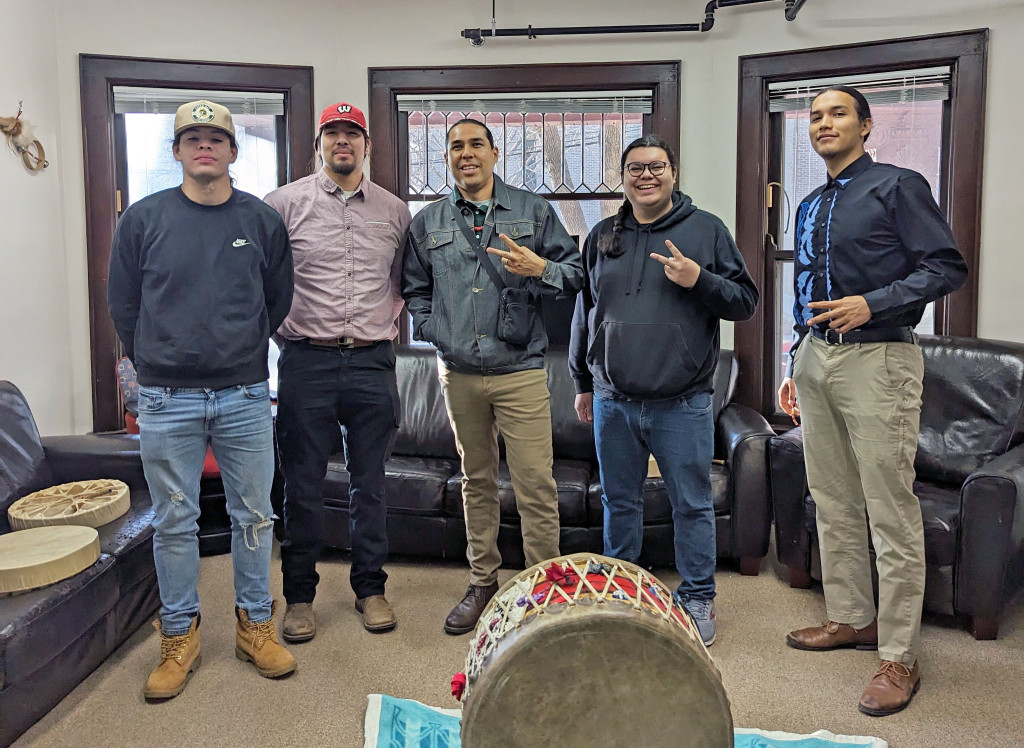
[{"x1": 788, "y1": 153, "x2": 967, "y2": 373}]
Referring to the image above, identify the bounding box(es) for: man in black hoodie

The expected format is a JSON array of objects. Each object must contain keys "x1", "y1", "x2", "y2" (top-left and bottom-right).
[{"x1": 569, "y1": 134, "x2": 758, "y2": 646}]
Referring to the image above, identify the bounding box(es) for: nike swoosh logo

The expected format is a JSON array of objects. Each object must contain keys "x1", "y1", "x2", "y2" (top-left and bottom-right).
[{"x1": 232, "y1": 239, "x2": 251, "y2": 247}]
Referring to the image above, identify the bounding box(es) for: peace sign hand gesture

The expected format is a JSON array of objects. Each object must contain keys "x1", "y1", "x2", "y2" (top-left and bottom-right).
[
  {"x1": 650, "y1": 240, "x2": 700, "y2": 289},
  {"x1": 486, "y1": 234, "x2": 547, "y2": 278}
]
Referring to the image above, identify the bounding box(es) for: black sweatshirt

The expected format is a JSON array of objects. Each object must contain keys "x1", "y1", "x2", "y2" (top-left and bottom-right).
[
  {"x1": 107, "y1": 187, "x2": 293, "y2": 388},
  {"x1": 569, "y1": 192, "x2": 758, "y2": 401}
]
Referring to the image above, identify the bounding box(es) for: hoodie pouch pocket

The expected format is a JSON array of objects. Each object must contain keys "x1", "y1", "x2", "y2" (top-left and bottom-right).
[
  {"x1": 602, "y1": 322, "x2": 699, "y2": 398},
  {"x1": 498, "y1": 287, "x2": 535, "y2": 347}
]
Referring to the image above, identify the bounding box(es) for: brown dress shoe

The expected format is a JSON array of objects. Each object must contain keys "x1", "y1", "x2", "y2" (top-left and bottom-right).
[
  {"x1": 786, "y1": 619, "x2": 878, "y2": 651},
  {"x1": 444, "y1": 582, "x2": 499, "y2": 635},
  {"x1": 859, "y1": 660, "x2": 921, "y2": 716},
  {"x1": 355, "y1": 595, "x2": 397, "y2": 633},
  {"x1": 283, "y1": 602, "x2": 317, "y2": 643}
]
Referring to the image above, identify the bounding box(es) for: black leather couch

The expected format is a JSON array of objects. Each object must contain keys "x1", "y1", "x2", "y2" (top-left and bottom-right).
[
  {"x1": 0, "y1": 381, "x2": 159, "y2": 747},
  {"x1": 307, "y1": 344, "x2": 775, "y2": 574},
  {"x1": 769, "y1": 335, "x2": 1024, "y2": 640}
]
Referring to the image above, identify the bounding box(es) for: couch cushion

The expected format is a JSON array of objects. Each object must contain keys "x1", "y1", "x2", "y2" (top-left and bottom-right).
[
  {"x1": 445, "y1": 459, "x2": 591, "y2": 526},
  {"x1": 585, "y1": 463, "x2": 731, "y2": 526},
  {"x1": 802, "y1": 480, "x2": 961, "y2": 567},
  {"x1": 95, "y1": 490, "x2": 156, "y2": 590},
  {"x1": 323, "y1": 454, "x2": 455, "y2": 516},
  {"x1": 0, "y1": 553, "x2": 118, "y2": 688},
  {"x1": 917, "y1": 336, "x2": 1024, "y2": 485},
  {"x1": 393, "y1": 346, "x2": 459, "y2": 460},
  {"x1": 0, "y1": 382, "x2": 54, "y2": 532},
  {"x1": 546, "y1": 347, "x2": 597, "y2": 462}
]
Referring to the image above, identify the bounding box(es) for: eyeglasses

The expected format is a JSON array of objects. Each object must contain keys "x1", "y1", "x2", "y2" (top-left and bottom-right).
[{"x1": 625, "y1": 160, "x2": 669, "y2": 177}]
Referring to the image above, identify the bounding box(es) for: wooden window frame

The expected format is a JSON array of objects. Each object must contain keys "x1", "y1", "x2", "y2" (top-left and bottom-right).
[
  {"x1": 367, "y1": 61, "x2": 681, "y2": 342},
  {"x1": 80, "y1": 54, "x2": 314, "y2": 432},
  {"x1": 733, "y1": 30, "x2": 987, "y2": 419}
]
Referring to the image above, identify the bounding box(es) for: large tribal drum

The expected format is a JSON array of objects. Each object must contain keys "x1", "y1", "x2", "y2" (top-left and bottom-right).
[{"x1": 459, "y1": 554, "x2": 732, "y2": 747}]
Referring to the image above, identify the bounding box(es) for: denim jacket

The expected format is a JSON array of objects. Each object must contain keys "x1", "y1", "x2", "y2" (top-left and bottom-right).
[{"x1": 402, "y1": 176, "x2": 584, "y2": 375}]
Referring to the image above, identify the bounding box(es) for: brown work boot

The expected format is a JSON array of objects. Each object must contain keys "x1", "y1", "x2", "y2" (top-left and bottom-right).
[
  {"x1": 143, "y1": 615, "x2": 201, "y2": 700},
  {"x1": 444, "y1": 582, "x2": 499, "y2": 635},
  {"x1": 858, "y1": 660, "x2": 921, "y2": 716},
  {"x1": 235, "y1": 601, "x2": 297, "y2": 678},
  {"x1": 786, "y1": 619, "x2": 878, "y2": 651},
  {"x1": 282, "y1": 602, "x2": 317, "y2": 643},
  {"x1": 355, "y1": 594, "x2": 397, "y2": 633}
]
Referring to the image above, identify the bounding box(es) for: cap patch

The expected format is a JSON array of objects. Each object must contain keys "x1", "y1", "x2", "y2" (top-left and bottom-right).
[
  {"x1": 192, "y1": 103, "x2": 215, "y2": 124},
  {"x1": 338, "y1": 105, "x2": 351, "y2": 113}
]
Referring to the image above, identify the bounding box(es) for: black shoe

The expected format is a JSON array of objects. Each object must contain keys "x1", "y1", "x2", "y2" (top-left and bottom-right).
[{"x1": 444, "y1": 582, "x2": 499, "y2": 635}]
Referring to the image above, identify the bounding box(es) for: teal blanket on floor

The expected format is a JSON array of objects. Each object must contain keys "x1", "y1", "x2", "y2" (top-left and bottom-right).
[{"x1": 364, "y1": 695, "x2": 887, "y2": 748}]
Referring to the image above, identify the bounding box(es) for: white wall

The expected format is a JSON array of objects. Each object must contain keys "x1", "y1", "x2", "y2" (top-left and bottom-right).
[
  {"x1": 0, "y1": 0, "x2": 74, "y2": 435},
  {"x1": 3, "y1": 0, "x2": 1022, "y2": 434}
]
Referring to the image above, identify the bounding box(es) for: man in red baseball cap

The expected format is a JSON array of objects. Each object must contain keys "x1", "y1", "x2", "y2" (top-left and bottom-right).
[
  {"x1": 265, "y1": 103, "x2": 411, "y2": 640},
  {"x1": 318, "y1": 101, "x2": 368, "y2": 133}
]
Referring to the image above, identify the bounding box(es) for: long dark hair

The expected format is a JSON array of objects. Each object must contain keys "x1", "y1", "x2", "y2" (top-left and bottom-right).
[
  {"x1": 813, "y1": 85, "x2": 873, "y2": 142},
  {"x1": 598, "y1": 134, "x2": 678, "y2": 257}
]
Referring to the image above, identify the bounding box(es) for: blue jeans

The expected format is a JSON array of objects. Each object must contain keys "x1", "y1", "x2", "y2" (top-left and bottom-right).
[
  {"x1": 138, "y1": 382, "x2": 276, "y2": 636},
  {"x1": 593, "y1": 391, "x2": 716, "y2": 601}
]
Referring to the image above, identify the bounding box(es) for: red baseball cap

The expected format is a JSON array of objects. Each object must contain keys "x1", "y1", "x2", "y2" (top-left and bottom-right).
[{"x1": 318, "y1": 102, "x2": 367, "y2": 134}]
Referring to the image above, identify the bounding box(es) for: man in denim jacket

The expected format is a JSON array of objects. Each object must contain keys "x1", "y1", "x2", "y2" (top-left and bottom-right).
[{"x1": 403, "y1": 119, "x2": 584, "y2": 634}]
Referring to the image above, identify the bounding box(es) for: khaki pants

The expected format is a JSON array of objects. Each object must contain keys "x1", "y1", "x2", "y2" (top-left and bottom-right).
[
  {"x1": 438, "y1": 364, "x2": 561, "y2": 585},
  {"x1": 793, "y1": 335, "x2": 925, "y2": 665}
]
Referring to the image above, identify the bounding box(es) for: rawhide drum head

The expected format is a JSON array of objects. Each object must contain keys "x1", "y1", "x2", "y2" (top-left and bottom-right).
[
  {"x1": 8, "y1": 479, "x2": 130, "y2": 530},
  {"x1": 460, "y1": 554, "x2": 732, "y2": 747},
  {"x1": 0, "y1": 525, "x2": 101, "y2": 594}
]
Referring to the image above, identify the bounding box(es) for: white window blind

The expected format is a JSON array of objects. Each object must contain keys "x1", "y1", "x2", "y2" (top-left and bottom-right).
[
  {"x1": 397, "y1": 90, "x2": 652, "y2": 114},
  {"x1": 768, "y1": 67, "x2": 950, "y2": 113},
  {"x1": 113, "y1": 86, "x2": 284, "y2": 116}
]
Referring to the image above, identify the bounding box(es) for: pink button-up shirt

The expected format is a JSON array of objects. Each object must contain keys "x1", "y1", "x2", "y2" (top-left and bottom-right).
[{"x1": 264, "y1": 170, "x2": 411, "y2": 341}]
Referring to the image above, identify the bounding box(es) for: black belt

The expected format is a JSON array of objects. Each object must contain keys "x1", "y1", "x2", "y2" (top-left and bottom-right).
[
  {"x1": 811, "y1": 327, "x2": 917, "y2": 346},
  {"x1": 295, "y1": 337, "x2": 384, "y2": 349}
]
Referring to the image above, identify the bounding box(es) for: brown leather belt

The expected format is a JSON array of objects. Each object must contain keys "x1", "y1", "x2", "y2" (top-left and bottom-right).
[{"x1": 302, "y1": 336, "x2": 380, "y2": 349}]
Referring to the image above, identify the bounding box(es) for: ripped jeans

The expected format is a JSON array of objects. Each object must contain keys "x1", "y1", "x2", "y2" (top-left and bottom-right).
[{"x1": 138, "y1": 382, "x2": 276, "y2": 635}]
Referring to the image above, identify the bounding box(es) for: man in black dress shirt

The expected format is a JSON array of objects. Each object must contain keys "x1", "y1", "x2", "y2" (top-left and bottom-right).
[{"x1": 778, "y1": 85, "x2": 967, "y2": 717}]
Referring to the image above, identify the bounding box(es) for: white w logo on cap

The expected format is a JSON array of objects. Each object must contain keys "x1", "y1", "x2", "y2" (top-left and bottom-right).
[{"x1": 339, "y1": 105, "x2": 351, "y2": 113}]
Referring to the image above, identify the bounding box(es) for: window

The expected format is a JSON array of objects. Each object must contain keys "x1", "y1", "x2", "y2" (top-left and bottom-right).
[
  {"x1": 733, "y1": 31, "x2": 987, "y2": 423},
  {"x1": 369, "y1": 62, "x2": 681, "y2": 343},
  {"x1": 81, "y1": 55, "x2": 313, "y2": 431}
]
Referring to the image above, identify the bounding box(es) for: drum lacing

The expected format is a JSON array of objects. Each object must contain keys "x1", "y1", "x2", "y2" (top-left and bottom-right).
[{"x1": 159, "y1": 632, "x2": 193, "y2": 662}]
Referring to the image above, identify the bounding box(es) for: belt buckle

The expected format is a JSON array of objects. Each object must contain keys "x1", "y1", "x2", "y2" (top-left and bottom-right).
[
  {"x1": 824, "y1": 328, "x2": 843, "y2": 345},
  {"x1": 337, "y1": 336, "x2": 356, "y2": 348}
]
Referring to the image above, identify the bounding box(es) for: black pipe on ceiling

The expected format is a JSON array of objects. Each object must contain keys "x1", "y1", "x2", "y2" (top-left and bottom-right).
[{"x1": 461, "y1": 0, "x2": 808, "y2": 46}]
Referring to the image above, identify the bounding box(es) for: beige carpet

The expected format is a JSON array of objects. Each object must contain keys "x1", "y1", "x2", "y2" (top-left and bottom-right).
[{"x1": 13, "y1": 546, "x2": 1024, "y2": 748}]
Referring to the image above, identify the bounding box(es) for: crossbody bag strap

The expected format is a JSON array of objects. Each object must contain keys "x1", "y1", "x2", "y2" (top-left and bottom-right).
[{"x1": 453, "y1": 205, "x2": 505, "y2": 290}]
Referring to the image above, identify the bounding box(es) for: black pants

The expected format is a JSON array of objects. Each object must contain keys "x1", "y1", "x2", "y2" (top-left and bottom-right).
[{"x1": 275, "y1": 340, "x2": 399, "y2": 602}]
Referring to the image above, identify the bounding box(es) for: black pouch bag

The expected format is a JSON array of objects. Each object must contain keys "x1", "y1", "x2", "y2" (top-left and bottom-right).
[
  {"x1": 455, "y1": 206, "x2": 537, "y2": 347},
  {"x1": 498, "y1": 286, "x2": 535, "y2": 346}
]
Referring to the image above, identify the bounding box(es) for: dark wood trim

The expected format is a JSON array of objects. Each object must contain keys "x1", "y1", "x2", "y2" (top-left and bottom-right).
[
  {"x1": 80, "y1": 54, "x2": 314, "y2": 432},
  {"x1": 368, "y1": 61, "x2": 681, "y2": 199},
  {"x1": 734, "y1": 30, "x2": 988, "y2": 414}
]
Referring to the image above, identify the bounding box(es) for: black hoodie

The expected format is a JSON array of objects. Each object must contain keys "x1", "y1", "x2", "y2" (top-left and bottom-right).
[{"x1": 569, "y1": 192, "x2": 758, "y2": 401}]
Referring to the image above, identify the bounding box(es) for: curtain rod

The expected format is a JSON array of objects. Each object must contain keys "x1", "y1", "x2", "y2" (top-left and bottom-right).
[{"x1": 461, "y1": 0, "x2": 809, "y2": 46}]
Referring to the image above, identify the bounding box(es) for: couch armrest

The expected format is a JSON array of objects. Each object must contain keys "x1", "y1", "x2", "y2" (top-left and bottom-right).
[
  {"x1": 41, "y1": 434, "x2": 148, "y2": 492},
  {"x1": 716, "y1": 403, "x2": 774, "y2": 559},
  {"x1": 954, "y1": 441, "x2": 1024, "y2": 621},
  {"x1": 768, "y1": 427, "x2": 812, "y2": 570}
]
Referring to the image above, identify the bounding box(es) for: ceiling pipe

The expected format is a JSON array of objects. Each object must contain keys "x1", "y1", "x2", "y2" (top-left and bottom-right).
[
  {"x1": 785, "y1": 0, "x2": 809, "y2": 21},
  {"x1": 461, "y1": 0, "x2": 807, "y2": 46}
]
